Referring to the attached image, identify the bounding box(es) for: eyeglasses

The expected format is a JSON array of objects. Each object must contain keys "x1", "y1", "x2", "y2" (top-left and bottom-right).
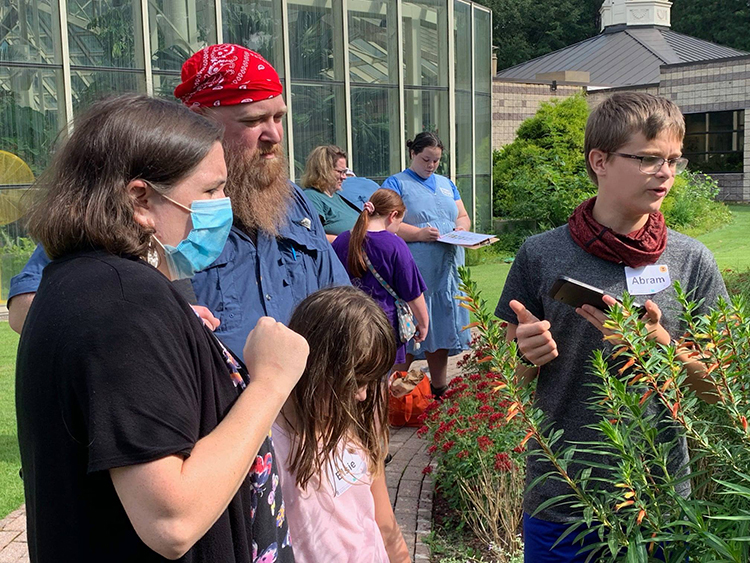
[
  {"x1": 611, "y1": 153, "x2": 689, "y2": 175},
  {"x1": 334, "y1": 168, "x2": 348, "y2": 177}
]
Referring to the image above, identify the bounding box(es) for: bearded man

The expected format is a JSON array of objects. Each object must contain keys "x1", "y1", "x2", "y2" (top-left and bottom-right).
[{"x1": 8, "y1": 44, "x2": 349, "y2": 357}]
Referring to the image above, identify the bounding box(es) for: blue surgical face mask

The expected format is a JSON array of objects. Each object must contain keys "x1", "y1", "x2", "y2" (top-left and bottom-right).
[{"x1": 153, "y1": 195, "x2": 233, "y2": 280}]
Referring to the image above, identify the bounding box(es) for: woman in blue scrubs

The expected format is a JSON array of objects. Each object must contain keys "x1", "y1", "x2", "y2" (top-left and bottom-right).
[{"x1": 382, "y1": 132, "x2": 471, "y2": 396}]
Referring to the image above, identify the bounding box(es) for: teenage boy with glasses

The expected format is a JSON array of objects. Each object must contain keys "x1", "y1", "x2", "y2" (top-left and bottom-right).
[{"x1": 495, "y1": 92, "x2": 728, "y2": 561}]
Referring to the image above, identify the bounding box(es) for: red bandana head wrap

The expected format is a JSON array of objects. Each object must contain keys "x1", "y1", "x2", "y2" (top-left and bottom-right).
[
  {"x1": 174, "y1": 44, "x2": 283, "y2": 108},
  {"x1": 568, "y1": 197, "x2": 667, "y2": 268}
]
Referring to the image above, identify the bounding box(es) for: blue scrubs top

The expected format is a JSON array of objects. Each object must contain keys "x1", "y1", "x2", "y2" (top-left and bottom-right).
[
  {"x1": 10, "y1": 184, "x2": 350, "y2": 357},
  {"x1": 381, "y1": 170, "x2": 470, "y2": 359}
]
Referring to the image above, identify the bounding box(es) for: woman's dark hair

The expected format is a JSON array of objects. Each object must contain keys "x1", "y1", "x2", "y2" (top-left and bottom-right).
[
  {"x1": 348, "y1": 189, "x2": 405, "y2": 278},
  {"x1": 27, "y1": 94, "x2": 224, "y2": 259},
  {"x1": 285, "y1": 286, "x2": 396, "y2": 489},
  {"x1": 406, "y1": 131, "x2": 444, "y2": 157}
]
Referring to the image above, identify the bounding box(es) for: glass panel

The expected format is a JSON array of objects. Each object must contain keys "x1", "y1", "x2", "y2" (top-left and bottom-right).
[
  {"x1": 350, "y1": 86, "x2": 400, "y2": 181},
  {"x1": 149, "y1": 0, "x2": 216, "y2": 72},
  {"x1": 404, "y1": 88, "x2": 449, "y2": 174},
  {"x1": 287, "y1": 0, "x2": 344, "y2": 81},
  {"x1": 455, "y1": 91, "x2": 472, "y2": 177},
  {"x1": 67, "y1": 0, "x2": 144, "y2": 68},
  {"x1": 474, "y1": 94, "x2": 491, "y2": 176},
  {"x1": 708, "y1": 132, "x2": 734, "y2": 153},
  {"x1": 686, "y1": 153, "x2": 743, "y2": 173},
  {"x1": 473, "y1": 7, "x2": 491, "y2": 94},
  {"x1": 0, "y1": 66, "x2": 64, "y2": 176},
  {"x1": 222, "y1": 0, "x2": 285, "y2": 76},
  {"x1": 1, "y1": 0, "x2": 63, "y2": 64},
  {"x1": 347, "y1": 0, "x2": 397, "y2": 85},
  {"x1": 474, "y1": 175, "x2": 491, "y2": 232},
  {"x1": 454, "y1": 175, "x2": 472, "y2": 224},
  {"x1": 454, "y1": 0, "x2": 471, "y2": 92},
  {"x1": 402, "y1": 0, "x2": 447, "y2": 87},
  {"x1": 152, "y1": 72, "x2": 181, "y2": 98},
  {"x1": 290, "y1": 82, "x2": 346, "y2": 177},
  {"x1": 404, "y1": 87, "x2": 449, "y2": 162},
  {"x1": 709, "y1": 110, "x2": 735, "y2": 132},
  {"x1": 71, "y1": 69, "x2": 145, "y2": 113},
  {"x1": 684, "y1": 113, "x2": 706, "y2": 135}
]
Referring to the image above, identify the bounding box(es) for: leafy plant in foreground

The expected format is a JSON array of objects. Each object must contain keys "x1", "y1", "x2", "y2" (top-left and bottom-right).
[{"x1": 453, "y1": 267, "x2": 750, "y2": 562}]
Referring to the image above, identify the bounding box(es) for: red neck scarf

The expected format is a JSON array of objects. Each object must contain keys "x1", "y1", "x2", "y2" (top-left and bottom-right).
[{"x1": 567, "y1": 197, "x2": 667, "y2": 268}]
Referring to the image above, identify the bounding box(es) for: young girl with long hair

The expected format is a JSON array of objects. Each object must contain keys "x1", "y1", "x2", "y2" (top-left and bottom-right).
[
  {"x1": 332, "y1": 188, "x2": 429, "y2": 365},
  {"x1": 272, "y1": 286, "x2": 411, "y2": 562}
]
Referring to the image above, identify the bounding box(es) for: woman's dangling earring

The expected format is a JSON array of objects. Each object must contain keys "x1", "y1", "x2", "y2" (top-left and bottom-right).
[{"x1": 146, "y1": 238, "x2": 160, "y2": 268}]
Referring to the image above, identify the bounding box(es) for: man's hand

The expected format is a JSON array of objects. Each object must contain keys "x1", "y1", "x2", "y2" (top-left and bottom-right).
[
  {"x1": 577, "y1": 295, "x2": 670, "y2": 346},
  {"x1": 191, "y1": 305, "x2": 220, "y2": 331},
  {"x1": 509, "y1": 299, "x2": 558, "y2": 366},
  {"x1": 243, "y1": 317, "x2": 309, "y2": 398}
]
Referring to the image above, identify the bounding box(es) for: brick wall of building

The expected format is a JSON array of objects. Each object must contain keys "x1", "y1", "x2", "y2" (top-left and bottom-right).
[
  {"x1": 661, "y1": 55, "x2": 750, "y2": 201},
  {"x1": 491, "y1": 80, "x2": 581, "y2": 149}
]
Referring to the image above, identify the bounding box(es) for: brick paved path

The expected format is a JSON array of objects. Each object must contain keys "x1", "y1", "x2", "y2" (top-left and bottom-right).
[{"x1": 0, "y1": 355, "x2": 465, "y2": 562}]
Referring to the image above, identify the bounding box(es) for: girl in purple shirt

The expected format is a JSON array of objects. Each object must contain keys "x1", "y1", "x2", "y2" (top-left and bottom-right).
[{"x1": 332, "y1": 189, "x2": 429, "y2": 364}]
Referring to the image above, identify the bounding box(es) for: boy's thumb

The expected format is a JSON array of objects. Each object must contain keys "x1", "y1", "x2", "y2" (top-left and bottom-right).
[{"x1": 509, "y1": 300, "x2": 539, "y2": 325}]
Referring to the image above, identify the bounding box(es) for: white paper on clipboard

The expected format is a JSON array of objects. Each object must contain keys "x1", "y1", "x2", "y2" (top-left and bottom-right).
[{"x1": 437, "y1": 231, "x2": 497, "y2": 248}]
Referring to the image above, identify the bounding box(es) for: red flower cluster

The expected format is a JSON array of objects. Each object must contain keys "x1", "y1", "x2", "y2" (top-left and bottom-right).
[
  {"x1": 457, "y1": 450, "x2": 470, "y2": 459},
  {"x1": 422, "y1": 465, "x2": 433, "y2": 475},
  {"x1": 442, "y1": 440, "x2": 455, "y2": 453},
  {"x1": 494, "y1": 452, "x2": 513, "y2": 472},
  {"x1": 477, "y1": 435, "x2": 494, "y2": 451}
]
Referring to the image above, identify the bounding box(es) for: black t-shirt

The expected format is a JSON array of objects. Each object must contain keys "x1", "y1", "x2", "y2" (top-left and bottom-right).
[{"x1": 16, "y1": 250, "x2": 294, "y2": 562}]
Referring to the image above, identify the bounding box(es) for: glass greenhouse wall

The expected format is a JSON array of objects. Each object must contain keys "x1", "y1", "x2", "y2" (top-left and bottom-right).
[{"x1": 0, "y1": 0, "x2": 492, "y2": 236}]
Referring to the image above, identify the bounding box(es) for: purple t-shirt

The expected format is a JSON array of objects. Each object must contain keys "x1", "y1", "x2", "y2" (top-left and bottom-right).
[{"x1": 332, "y1": 230, "x2": 427, "y2": 364}]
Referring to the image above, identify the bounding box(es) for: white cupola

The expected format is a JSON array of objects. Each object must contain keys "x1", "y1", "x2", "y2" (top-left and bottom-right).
[{"x1": 600, "y1": 0, "x2": 672, "y2": 32}]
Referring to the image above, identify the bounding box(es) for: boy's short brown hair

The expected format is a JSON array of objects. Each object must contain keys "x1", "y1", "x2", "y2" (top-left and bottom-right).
[{"x1": 584, "y1": 92, "x2": 685, "y2": 185}]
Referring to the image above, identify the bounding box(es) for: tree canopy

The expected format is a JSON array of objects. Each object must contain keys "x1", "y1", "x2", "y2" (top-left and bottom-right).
[{"x1": 483, "y1": 0, "x2": 750, "y2": 72}]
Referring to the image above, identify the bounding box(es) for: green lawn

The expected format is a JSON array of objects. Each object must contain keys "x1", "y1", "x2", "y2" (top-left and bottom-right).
[
  {"x1": 693, "y1": 204, "x2": 750, "y2": 271},
  {"x1": 0, "y1": 323, "x2": 21, "y2": 519}
]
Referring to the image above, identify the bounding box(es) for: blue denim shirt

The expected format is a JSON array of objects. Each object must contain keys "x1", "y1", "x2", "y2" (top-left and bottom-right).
[{"x1": 10, "y1": 185, "x2": 350, "y2": 357}]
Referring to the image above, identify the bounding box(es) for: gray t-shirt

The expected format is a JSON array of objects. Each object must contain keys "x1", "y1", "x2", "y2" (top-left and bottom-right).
[{"x1": 495, "y1": 225, "x2": 728, "y2": 523}]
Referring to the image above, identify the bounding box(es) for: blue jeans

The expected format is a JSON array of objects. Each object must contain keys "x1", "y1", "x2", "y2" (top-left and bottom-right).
[
  {"x1": 524, "y1": 513, "x2": 681, "y2": 562},
  {"x1": 523, "y1": 513, "x2": 598, "y2": 562}
]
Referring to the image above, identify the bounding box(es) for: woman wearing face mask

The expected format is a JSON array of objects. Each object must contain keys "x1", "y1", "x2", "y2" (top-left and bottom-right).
[
  {"x1": 15, "y1": 95, "x2": 308, "y2": 563},
  {"x1": 381, "y1": 132, "x2": 471, "y2": 398}
]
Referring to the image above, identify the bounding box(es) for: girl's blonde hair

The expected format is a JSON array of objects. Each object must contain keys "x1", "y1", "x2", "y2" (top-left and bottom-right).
[
  {"x1": 300, "y1": 145, "x2": 347, "y2": 194},
  {"x1": 285, "y1": 286, "x2": 396, "y2": 489},
  {"x1": 348, "y1": 189, "x2": 406, "y2": 278}
]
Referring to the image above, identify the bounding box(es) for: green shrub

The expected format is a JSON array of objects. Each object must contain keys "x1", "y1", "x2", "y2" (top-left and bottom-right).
[
  {"x1": 459, "y1": 263, "x2": 750, "y2": 562},
  {"x1": 661, "y1": 171, "x2": 732, "y2": 236},
  {"x1": 493, "y1": 94, "x2": 593, "y2": 229}
]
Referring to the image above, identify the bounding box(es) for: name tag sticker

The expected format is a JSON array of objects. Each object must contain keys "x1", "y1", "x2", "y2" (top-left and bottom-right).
[
  {"x1": 328, "y1": 448, "x2": 368, "y2": 497},
  {"x1": 440, "y1": 187, "x2": 453, "y2": 197},
  {"x1": 624, "y1": 264, "x2": 671, "y2": 295}
]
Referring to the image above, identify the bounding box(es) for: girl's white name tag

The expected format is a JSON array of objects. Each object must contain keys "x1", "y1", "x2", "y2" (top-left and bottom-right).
[
  {"x1": 328, "y1": 448, "x2": 368, "y2": 497},
  {"x1": 624, "y1": 265, "x2": 671, "y2": 295}
]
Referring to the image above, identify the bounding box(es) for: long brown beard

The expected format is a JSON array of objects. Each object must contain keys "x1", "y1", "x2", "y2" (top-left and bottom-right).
[{"x1": 223, "y1": 142, "x2": 293, "y2": 237}]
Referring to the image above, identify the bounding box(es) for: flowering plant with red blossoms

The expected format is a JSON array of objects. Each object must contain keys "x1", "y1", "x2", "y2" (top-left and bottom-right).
[{"x1": 421, "y1": 291, "x2": 527, "y2": 558}]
